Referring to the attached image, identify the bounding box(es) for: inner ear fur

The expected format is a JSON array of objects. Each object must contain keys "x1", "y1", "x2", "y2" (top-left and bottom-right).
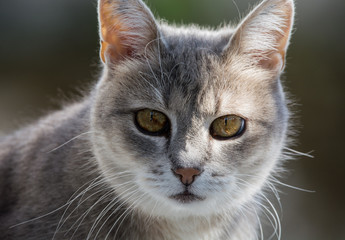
[
  {"x1": 98, "y1": 0, "x2": 160, "y2": 63},
  {"x1": 226, "y1": 0, "x2": 295, "y2": 73}
]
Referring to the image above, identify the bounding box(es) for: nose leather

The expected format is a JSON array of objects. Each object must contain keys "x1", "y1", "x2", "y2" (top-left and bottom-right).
[{"x1": 173, "y1": 168, "x2": 201, "y2": 185}]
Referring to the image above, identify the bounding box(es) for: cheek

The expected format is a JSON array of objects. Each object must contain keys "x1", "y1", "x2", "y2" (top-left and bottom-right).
[
  {"x1": 118, "y1": 129, "x2": 163, "y2": 157},
  {"x1": 210, "y1": 132, "x2": 278, "y2": 177},
  {"x1": 100, "y1": 112, "x2": 167, "y2": 157}
]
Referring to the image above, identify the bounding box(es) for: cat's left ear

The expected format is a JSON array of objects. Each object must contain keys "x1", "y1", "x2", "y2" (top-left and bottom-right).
[
  {"x1": 226, "y1": 0, "x2": 294, "y2": 73},
  {"x1": 98, "y1": 0, "x2": 161, "y2": 63}
]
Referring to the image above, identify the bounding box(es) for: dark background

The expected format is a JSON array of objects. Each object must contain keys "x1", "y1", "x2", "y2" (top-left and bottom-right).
[{"x1": 0, "y1": 0, "x2": 344, "y2": 239}]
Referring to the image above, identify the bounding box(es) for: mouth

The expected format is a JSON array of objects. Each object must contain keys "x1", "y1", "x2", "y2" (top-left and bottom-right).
[{"x1": 170, "y1": 191, "x2": 205, "y2": 204}]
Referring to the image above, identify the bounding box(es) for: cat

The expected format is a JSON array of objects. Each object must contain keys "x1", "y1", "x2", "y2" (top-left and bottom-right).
[{"x1": 0, "y1": 0, "x2": 295, "y2": 239}]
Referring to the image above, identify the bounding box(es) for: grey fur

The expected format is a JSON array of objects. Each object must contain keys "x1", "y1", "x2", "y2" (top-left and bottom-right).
[{"x1": 0, "y1": 0, "x2": 295, "y2": 239}]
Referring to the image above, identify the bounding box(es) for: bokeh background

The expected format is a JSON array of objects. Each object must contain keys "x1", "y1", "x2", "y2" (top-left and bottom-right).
[{"x1": 0, "y1": 0, "x2": 344, "y2": 239}]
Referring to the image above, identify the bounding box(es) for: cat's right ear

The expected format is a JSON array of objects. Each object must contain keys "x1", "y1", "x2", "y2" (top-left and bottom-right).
[
  {"x1": 98, "y1": 0, "x2": 160, "y2": 64},
  {"x1": 225, "y1": 0, "x2": 294, "y2": 74}
]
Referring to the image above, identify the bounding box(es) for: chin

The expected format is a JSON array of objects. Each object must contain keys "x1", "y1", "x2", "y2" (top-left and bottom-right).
[{"x1": 140, "y1": 191, "x2": 231, "y2": 219}]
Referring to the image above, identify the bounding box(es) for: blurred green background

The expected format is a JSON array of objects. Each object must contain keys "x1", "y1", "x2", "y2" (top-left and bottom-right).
[{"x1": 0, "y1": 0, "x2": 344, "y2": 239}]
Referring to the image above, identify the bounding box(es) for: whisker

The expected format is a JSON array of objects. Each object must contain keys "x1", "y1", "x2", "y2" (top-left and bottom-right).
[
  {"x1": 92, "y1": 188, "x2": 141, "y2": 240},
  {"x1": 167, "y1": 62, "x2": 184, "y2": 81},
  {"x1": 156, "y1": 34, "x2": 164, "y2": 81},
  {"x1": 10, "y1": 204, "x2": 69, "y2": 229},
  {"x1": 235, "y1": 173, "x2": 315, "y2": 193},
  {"x1": 283, "y1": 147, "x2": 314, "y2": 158},
  {"x1": 270, "y1": 177, "x2": 315, "y2": 193},
  {"x1": 253, "y1": 206, "x2": 264, "y2": 240},
  {"x1": 47, "y1": 131, "x2": 93, "y2": 153},
  {"x1": 260, "y1": 193, "x2": 281, "y2": 240},
  {"x1": 235, "y1": 177, "x2": 281, "y2": 240},
  {"x1": 68, "y1": 190, "x2": 114, "y2": 239},
  {"x1": 144, "y1": 39, "x2": 159, "y2": 83},
  {"x1": 144, "y1": 198, "x2": 158, "y2": 227},
  {"x1": 110, "y1": 192, "x2": 149, "y2": 240},
  {"x1": 60, "y1": 186, "x2": 109, "y2": 236},
  {"x1": 138, "y1": 72, "x2": 163, "y2": 101},
  {"x1": 52, "y1": 175, "x2": 104, "y2": 239},
  {"x1": 86, "y1": 183, "x2": 138, "y2": 240},
  {"x1": 56, "y1": 172, "x2": 135, "y2": 237},
  {"x1": 267, "y1": 182, "x2": 283, "y2": 213}
]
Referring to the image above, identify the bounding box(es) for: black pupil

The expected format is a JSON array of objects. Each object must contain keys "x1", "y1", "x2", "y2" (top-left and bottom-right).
[{"x1": 150, "y1": 112, "x2": 154, "y2": 121}]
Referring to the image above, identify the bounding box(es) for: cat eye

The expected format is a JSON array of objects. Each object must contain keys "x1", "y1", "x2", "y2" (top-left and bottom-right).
[
  {"x1": 210, "y1": 115, "x2": 245, "y2": 140},
  {"x1": 135, "y1": 109, "x2": 169, "y2": 136}
]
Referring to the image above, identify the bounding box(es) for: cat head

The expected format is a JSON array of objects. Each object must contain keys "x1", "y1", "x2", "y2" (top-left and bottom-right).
[{"x1": 91, "y1": 0, "x2": 294, "y2": 218}]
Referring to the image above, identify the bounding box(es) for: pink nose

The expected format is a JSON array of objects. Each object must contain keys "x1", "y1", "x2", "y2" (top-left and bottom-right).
[{"x1": 173, "y1": 168, "x2": 201, "y2": 185}]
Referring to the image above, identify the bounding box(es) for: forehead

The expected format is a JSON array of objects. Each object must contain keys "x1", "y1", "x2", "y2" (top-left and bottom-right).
[
  {"x1": 161, "y1": 25, "x2": 232, "y2": 56},
  {"x1": 110, "y1": 27, "x2": 279, "y2": 121},
  {"x1": 159, "y1": 56, "x2": 274, "y2": 117}
]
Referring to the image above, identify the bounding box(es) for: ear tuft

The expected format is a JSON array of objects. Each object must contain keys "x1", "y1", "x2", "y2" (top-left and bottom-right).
[
  {"x1": 228, "y1": 0, "x2": 294, "y2": 72},
  {"x1": 98, "y1": 0, "x2": 159, "y2": 63}
]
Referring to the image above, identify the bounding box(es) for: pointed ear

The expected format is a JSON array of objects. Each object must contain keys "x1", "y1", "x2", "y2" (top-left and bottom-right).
[
  {"x1": 98, "y1": 0, "x2": 160, "y2": 63},
  {"x1": 226, "y1": 0, "x2": 294, "y2": 73}
]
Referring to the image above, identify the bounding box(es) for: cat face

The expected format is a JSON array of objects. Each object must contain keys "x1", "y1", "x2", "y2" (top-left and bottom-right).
[{"x1": 91, "y1": 0, "x2": 294, "y2": 218}]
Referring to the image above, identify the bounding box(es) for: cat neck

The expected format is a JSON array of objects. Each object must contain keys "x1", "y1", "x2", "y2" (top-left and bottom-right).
[{"x1": 109, "y1": 206, "x2": 259, "y2": 240}]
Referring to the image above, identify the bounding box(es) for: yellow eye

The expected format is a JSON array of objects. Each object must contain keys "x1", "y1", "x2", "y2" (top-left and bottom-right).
[
  {"x1": 210, "y1": 115, "x2": 245, "y2": 140},
  {"x1": 135, "y1": 109, "x2": 169, "y2": 135}
]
